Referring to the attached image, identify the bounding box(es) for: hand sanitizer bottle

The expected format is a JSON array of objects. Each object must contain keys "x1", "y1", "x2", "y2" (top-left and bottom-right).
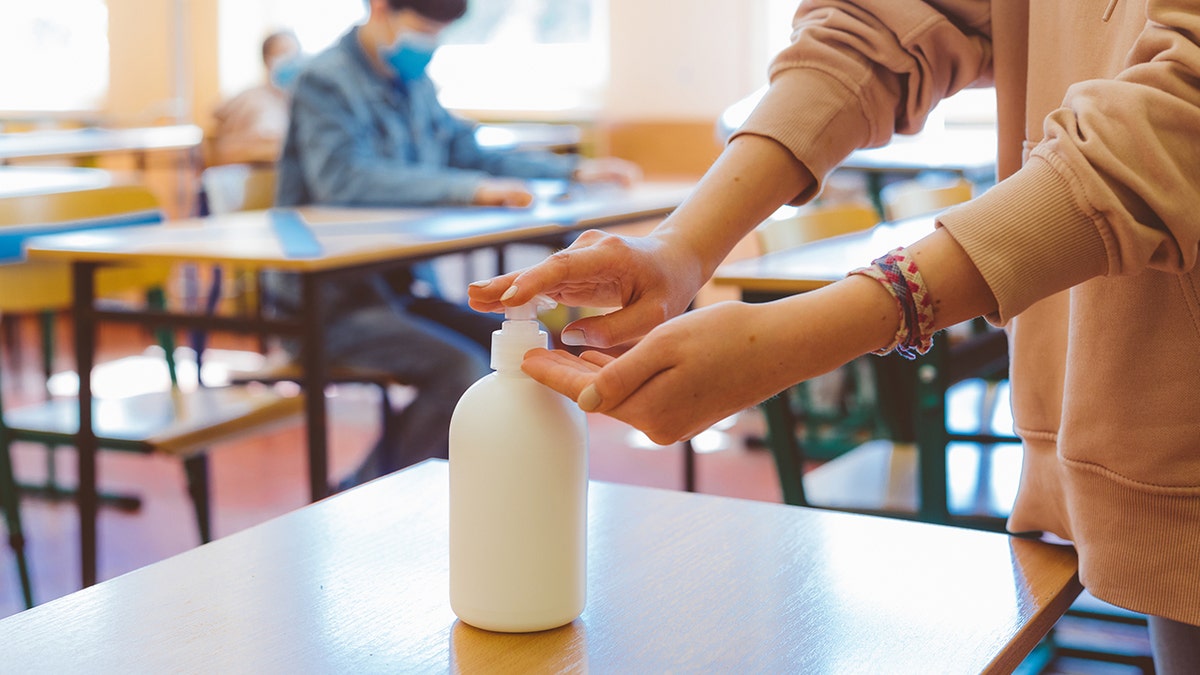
[{"x1": 449, "y1": 295, "x2": 588, "y2": 633}]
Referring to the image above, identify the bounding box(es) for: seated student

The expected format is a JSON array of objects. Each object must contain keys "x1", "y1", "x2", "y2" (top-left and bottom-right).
[
  {"x1": 210, "y1": 30, "x2": 303, "y2": 166},
  {"x1": 269, "y1": 0, "x2": 639, "y2": 490}
]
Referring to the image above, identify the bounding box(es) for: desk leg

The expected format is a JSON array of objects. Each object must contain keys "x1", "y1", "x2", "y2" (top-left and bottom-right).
[
  {"x1": 72, "y1": 262, "x2": 100, "y2": 588},
  {"x1": 912, "y1": 343, "x2": 950, "y2": 524},
  {"x1": 300, "y1": 273, "x2": 330, "y2": 501}
]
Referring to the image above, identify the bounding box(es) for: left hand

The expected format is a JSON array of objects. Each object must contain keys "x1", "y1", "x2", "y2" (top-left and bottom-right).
[
  {"x1": 572, "y1": 157, "x2": 642, "y2": 187},
  {"x1": 521, "y1": 300, "x2": 814, "y2": 444}
]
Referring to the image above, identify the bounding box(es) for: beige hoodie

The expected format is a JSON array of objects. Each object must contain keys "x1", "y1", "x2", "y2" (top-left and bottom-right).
[{"x1": 735, "y1": 0, "x2": 1200, "y2": 624}]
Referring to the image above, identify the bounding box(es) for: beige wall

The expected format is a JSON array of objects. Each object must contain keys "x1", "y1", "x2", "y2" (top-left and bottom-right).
[
  {"x1": 106, "y1": 0, "x2": 220, "y2": 128},
  {"x1": 101, "y1": 0, "x2": 776, "y2": 185}
]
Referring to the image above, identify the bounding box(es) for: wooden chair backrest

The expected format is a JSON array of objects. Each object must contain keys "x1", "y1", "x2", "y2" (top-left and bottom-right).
[
  {"x1": 755, "y1": 202, "x2": 880, "y2": 254},
  {"x1": 0, "y1": 185, "x2": 166, "y2": 311},
  {"x1": 202, "y1": 164, "x2": 277, "y2": 214},
  {"x1": 881, "y1": 177, "x2": 974, "y2": 222}
]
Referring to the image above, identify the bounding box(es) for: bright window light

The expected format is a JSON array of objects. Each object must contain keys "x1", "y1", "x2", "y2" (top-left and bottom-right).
[
  {"x1": 0, "y1": 1, "x2": 109, "y2": 112},
  {"x1": 431, "y1": 0, "x2": 607, "y2": 114}
]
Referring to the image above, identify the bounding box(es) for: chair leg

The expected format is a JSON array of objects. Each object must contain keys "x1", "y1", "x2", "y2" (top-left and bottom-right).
[
  {"x1": 0, "y1": 437, "x2": 34, "y2": 609},
  {"x1": 183, "y1": 455, "x2": 212, "y2": 544},
  {"x1": 761, "y1": 394, "x2": 809, "y2": 506}
]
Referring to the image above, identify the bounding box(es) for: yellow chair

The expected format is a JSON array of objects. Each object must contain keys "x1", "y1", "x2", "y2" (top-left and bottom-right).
[
  {"x1": 0, "y1": 184, "x2": 304, "y2": 603},
  {"x1": 755, "y1": 202, "x2": 880, "y2": 253},
  {"x1": 201, "y1": 163, "x2": 276, "y2": 214},
  {"x1": 880, "y1": 176, "x2": 974, "y2": 221}
]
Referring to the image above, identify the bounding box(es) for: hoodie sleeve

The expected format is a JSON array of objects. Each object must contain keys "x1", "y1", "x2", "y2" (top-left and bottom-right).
[
  {"x1": 731, "y1": 0, "x2": 994, "y2": 203},
  {"x1": 939, "y1": 0, "x2": 1200, "y2": 321}
]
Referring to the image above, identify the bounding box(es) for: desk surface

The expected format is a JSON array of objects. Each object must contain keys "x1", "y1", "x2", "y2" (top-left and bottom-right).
[
  {"x1": 0, "y1": 166, "x2": 118, "y2": 198},
  {"x1": 24, "y1": 181, "x2": 693, "y2": 272},
  {"x1": 715, "y1": 214, "x2": 937, "y2": 294},
  {"x1": 0, "y1": 460, "x2": 1080, "y2": 673},
  {"x1": 0, "y1": 125, "x2": 203, "y2": 162}
]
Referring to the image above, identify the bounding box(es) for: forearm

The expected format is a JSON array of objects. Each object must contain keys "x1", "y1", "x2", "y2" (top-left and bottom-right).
[
  {"x1": 768, "y1": 226, "x2": 996, "y2": 382},
  {"x1": 649, "y1": 134, "x2": 816, "y2": 280}
]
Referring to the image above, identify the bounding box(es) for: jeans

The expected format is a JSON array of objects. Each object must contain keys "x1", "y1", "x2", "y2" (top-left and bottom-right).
[
  {"x1": 299, "y1": 280, "x2": 500, "y2": 486},
  {"x1": 1149, "y1": 615, "x2": 1200, "y2": 674}
]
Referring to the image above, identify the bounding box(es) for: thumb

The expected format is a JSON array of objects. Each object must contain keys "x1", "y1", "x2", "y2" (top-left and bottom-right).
[{"x1": 560, "y1": 303, "x2": 663, "y2": 349}]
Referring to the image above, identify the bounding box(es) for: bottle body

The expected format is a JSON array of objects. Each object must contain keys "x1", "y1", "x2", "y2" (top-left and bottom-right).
[{"x1": 449, "y1": 371, "x2": 588, "y2": 632}]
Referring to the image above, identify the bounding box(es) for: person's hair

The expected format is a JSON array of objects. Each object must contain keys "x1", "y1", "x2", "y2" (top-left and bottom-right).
[
  {"x1": 383, "y1": 0, "x2": 468, "y2": 23},
  {"x1": 261, "y1": 30, "x2": 299, "y2": 63}
]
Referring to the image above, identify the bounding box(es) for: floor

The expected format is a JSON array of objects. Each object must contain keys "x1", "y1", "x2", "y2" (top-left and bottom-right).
[{"x1": 0, "y1": 317, "x2": 1154, "y2": 673}]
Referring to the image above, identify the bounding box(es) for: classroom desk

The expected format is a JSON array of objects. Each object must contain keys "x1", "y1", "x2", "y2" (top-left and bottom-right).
[
  {"x1": 0, "y1": 125, "x2": 203, "y2": 169},
  {"x1": 24, "y1": 181, "x2": 693, "y2": 589},
  {"x1": 0, "y1": 459, "x2": 1082, "y2": 673},
  {"x1": 714, "y1": 214, "x2": 1014, "y2": 527},
  {"x1": 0, "y1": 167, "x2": 118, "y2": 198}
]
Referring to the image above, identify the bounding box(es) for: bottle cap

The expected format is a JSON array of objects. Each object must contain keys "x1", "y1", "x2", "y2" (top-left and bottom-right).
[{"x1": 492, "y1": 294, "x2": 557, "y2": 371}]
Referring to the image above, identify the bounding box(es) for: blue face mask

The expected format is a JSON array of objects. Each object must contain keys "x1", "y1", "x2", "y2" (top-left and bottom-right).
[
  {"x1": 379, "y1": 32, "x2": 438, "y2": 83},
  {"x1": 269, "y1": 55, "x2": 306, "y2": 90}
]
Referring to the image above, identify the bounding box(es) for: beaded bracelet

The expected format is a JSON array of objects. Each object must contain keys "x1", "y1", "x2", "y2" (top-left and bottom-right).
[{"x1": 849, "y1": 247, "x2": 935, "y2": 360}]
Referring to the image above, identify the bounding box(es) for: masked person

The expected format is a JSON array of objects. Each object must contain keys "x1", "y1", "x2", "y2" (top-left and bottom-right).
[
  {"x1": 210, "y1": 30, "x2": 303, "y2": 166},
  {"x1": 268, "y1": 0, "x2": 639, "y2": 490}
]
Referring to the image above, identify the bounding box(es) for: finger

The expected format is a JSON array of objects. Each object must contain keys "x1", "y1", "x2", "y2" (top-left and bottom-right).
[
  {"x1": 467, "y1": 272, "x2": 523, "y2": 312},
  {"x1": 560, "y1": 303, "x2": 664, "y2": 349},
  {"x1": 576, "y1": 340, "x2": 670, "y2": 414},
  {"x1": 577, "y1": 350, "x2": 616, "y2": 367},
  {"x1": 520, "y1": 348, "x2": 602, "y2": 400},
  {"x1": 501, "y1": 230, "x2": 613, "y2": 307}
]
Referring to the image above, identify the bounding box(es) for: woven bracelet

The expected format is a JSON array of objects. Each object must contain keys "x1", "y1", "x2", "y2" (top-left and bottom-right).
[{"x1": 849, "y1": 247, "x2": 935, "y2": 360}]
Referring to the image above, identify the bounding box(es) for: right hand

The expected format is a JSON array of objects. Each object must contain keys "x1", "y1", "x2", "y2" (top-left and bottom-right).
[
  {"x1": 468, "y1": 228, "x2": 707, "y2": 349},
  {"x1": 472, "y1": 179, "x2": 534, "y2": 207}
]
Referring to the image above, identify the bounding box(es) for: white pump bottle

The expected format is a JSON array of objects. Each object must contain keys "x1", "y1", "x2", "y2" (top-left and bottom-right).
[{"x1": 448, "y1": 295, "x2": 588, "y2": 633}]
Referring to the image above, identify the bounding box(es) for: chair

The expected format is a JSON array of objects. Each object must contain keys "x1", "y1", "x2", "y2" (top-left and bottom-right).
[
  {"x1": 0, "y1": 184, "x2": 304, "y2": 602},
  {"x1": 880, "y1": 175, "x2": 974, "y2": 221},
  {"x1": 199, "y1": 165, "x2": 406, "y2": 490}
]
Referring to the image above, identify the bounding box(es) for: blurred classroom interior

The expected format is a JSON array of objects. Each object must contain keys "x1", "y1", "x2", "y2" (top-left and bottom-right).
[{"x1": 0, "y1": 2, "x2": 1161, "y2": 673}]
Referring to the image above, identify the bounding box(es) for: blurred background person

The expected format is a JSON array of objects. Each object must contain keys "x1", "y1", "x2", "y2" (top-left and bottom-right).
[{"x1": 208, "y1": 30, "x2": 303, "y2": 166}]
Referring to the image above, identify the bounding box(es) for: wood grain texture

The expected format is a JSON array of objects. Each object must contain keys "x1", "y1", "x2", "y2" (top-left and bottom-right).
[{"x1": 0, "y1": 460, "x2": 1079, "y2": 673}]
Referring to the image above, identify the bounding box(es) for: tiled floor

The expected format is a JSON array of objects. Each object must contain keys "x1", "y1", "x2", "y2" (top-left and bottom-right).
[{"x1": 0, "y1": 319, "x2": 1153, "y2": 672}]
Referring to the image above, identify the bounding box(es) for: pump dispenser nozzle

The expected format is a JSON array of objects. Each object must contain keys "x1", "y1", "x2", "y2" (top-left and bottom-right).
[{"x1": 492, "y1": 294, "x2": 557, "y2": 371}]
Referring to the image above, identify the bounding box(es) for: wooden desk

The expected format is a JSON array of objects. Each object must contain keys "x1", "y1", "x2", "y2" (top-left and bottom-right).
[
  {"x1": 714, "y1": 215, "x2": 1015, "y2": 527},
  {"x1": 0, "y1": 167, "x2": 118, "y2": 198},
  {"x1": 24, "y1": 181, "x2": 694, "y2": 589},
  {"x1": 0, "y1": 125, "x2": 202, "y2": 169},
  {"x1": 0, "y1": 460, "x2": 1081, "y2": 673}
]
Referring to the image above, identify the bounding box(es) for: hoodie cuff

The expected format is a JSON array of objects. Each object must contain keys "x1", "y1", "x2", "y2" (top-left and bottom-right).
[
  {"x1": 937, "y1": 157, "x2": 1109, "y2": 323},
  {"x1": 730, "y1": 68, "x2": 874, "y2": 204}
]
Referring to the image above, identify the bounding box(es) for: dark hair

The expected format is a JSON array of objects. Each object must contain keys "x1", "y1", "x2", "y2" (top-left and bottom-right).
[
  {"x1": 261, "y1": 30, "x2": 299, "y2": 63},
  {"x1": 384, "y1": 0, "x2": 468, "y2": 23}
]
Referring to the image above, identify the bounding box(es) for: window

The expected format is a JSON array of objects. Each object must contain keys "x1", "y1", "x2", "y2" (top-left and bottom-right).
[
  {"x1": 218, "y1": 0, "x2": 604, "y2": 114},
  {"x1": 431, "y1": 0, "x2": 607, "y2": 114},
  {"x1": 0, "y1": 1, "x2": 109, "y2": 112}
]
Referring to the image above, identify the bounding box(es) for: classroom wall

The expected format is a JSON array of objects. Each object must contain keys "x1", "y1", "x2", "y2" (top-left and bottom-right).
[{"x1": 101, "y1": 0, "x2": 785, "y2": 179}]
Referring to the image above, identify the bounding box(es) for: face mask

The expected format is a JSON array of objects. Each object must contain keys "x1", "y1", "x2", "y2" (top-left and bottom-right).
[
  {"x1": 379, "y1": 32, "x2": 438, "y2": 82},
  {"x1": 269, "y1": 54, "x2": 306, "y2": 90}
]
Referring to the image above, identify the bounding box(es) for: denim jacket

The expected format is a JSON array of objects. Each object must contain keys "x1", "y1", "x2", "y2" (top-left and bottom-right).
[{"x1": 276, "y1": 28, "x2": 578, "y2": 208}]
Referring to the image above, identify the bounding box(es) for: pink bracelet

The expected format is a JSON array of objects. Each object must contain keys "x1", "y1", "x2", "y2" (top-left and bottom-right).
[{"x1": 849, "y1": 247, "x2": 935, "y2": 359}]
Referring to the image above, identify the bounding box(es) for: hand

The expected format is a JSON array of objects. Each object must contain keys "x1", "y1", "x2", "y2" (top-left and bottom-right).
[
  {"x1": 572, "y1": 157, "x2": 642, "y2": 187},
  {"x1": 521, "y1": 301, "x2": 815, "y2": 443},
  {"x1": 468, "y1": 228, "x2": 707, "y2": 349},
  {"x1": 520, "y1": 276, "x2": 903, "y2": 444},
  {"x1": 473, "y1": 179, "x2": 535, "y2": 207}
]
